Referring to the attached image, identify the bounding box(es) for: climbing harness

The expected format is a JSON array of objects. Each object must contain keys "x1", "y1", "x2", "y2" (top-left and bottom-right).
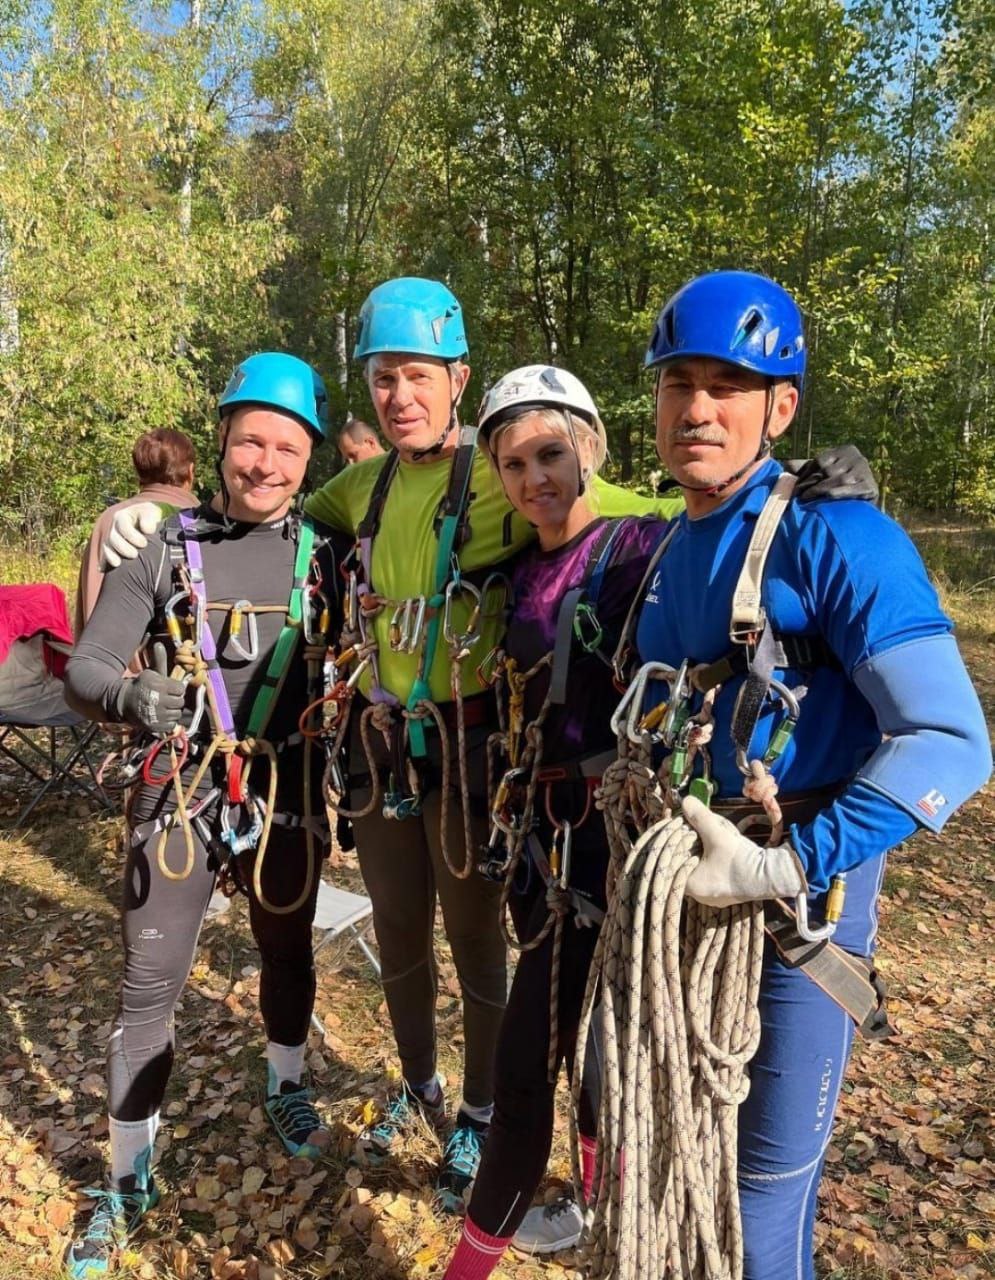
[
  {"x1": 324, "y1": 435, "x2": 507, "y2": 877},
  {"x1": 124, "y1": 512, "x2": 335, "y2": 914},
  {"x1": 481, "y1": 520, "x2": 628, "y2": 1078}
]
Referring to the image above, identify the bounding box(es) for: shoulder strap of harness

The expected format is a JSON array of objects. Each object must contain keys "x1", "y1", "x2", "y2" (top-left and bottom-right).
[
  {"x1": 549, "y1": 518, "x2": 626, "y2": 705},
  {"x1": 610, "y1": 519, "x2": 680, "y2": 686},
  {"x1": 356, "y1": 449, "x2": 401, "y2": 542},
  {"x1": 727, "y1": 473, "x2": 801, "y2": 761},
  {"x1": 406, "y1": 423, "x2": 480, "y2": 755}
]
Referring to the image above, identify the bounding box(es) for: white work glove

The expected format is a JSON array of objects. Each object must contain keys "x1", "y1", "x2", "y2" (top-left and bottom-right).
[
  {"x1": 99, "y1": 501, "x2": 163, "y2": 570},
  {"x1": 681, "y1": 795, "x2": 808, "y2": 908}
]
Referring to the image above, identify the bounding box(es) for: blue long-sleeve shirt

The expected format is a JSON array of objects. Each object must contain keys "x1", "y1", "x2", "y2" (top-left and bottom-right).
[{"x1": 635, "y1": 460, "x2": 991, "y2": 893}]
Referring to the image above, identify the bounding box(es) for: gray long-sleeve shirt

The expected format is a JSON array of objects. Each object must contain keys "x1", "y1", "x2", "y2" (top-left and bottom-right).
[{"x1": 67, "y1": 505, "x2": 342, "y2": 814}]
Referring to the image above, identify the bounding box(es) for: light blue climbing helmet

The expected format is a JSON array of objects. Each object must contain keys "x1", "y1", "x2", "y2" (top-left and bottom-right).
[
  {"x1": 219, "y1": 352, "x2": 329, "y2": 441},
  {"x1": 353, "y1": 277, "x2": 469, "y2": 362},
  {"x1": 644, "y1": 271, "x2": 806, "y2": 384}
]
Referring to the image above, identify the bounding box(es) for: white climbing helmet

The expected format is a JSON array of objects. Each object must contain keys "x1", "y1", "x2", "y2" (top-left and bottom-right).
[{"x1": 477, "y1": 364, "x2": 607, "y2": 494}]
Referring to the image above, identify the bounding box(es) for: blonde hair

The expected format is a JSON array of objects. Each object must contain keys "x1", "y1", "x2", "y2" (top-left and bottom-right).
[{"x1": 486, "y1": 406, "x2": 608, "y2": 477}]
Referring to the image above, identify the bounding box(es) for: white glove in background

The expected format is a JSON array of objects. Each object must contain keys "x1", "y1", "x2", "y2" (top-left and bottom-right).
[
  {"x1": 681, "y1": 795, "x2": 808, "y2": 909},
  {"x1": 98, "y1": 501, "x2": 164, "y2": 571}
]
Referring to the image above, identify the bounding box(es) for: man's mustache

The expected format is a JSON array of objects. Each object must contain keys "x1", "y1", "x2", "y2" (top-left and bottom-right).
[{"x1": 670, "y1": 424, "x2": 726, "y2": 445}]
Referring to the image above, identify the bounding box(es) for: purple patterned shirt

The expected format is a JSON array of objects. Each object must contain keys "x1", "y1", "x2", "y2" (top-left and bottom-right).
[{"x1": 505, "y1": 515, "x2": 667, "y2": 763}]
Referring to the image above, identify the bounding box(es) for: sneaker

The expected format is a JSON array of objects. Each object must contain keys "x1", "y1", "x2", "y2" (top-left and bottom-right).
[
  {"x1": 511, "y1": 1192, "x2": 584, "y2": 1254},
  {"x1": 264, "y1": 1080, "x2": 331, "y2": 1159},
  {"x1": 434, "y1": 1111, "x2": 489, "y2": 1214},
  {"x1": 355, "y1": 1083, "x2": 447, "y2": 1164},
  {"x1": 63, "y1": 1173, "x2": 160, "y2": 1278}
]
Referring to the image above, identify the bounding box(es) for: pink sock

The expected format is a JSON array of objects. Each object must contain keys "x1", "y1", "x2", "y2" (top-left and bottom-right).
[
  {"x1": 580, "y1": 1134, "x2": 598, "y2": 1201},
  {"x1": 443, "y1": 1216, "x2": 512, "y2": 1280}
]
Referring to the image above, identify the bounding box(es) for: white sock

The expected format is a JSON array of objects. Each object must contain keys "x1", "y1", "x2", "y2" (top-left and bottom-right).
[
  {"x1": 459, "y1": 1099, "x2": 494, "y2": 1125},
  {"x1": 266, "y1": 1041, "x2": 307, "y2": 1094},
  {"x1": 109, "y1": 1113, "x2": 159, "y2": 1186}
]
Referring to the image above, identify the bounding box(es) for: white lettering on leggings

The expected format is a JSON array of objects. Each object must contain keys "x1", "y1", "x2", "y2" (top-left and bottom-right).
[{"x1": 813, "y1": 1058, "x2": 834, "y2": 1133}]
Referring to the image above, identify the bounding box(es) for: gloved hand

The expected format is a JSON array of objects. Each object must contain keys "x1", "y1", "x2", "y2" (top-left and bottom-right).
[
  {"x1": 681, "y1": 796, "x2": 808, "y2": 908},
  {"x1": 119, "y1": 643, "x2": 187, "y2": 735},
  {"x1": 784, "y1": 445, "x2": 878, "y2": 504},
  {"x1": 99, "y1": 501, "x2": 164, "y2": 570}
]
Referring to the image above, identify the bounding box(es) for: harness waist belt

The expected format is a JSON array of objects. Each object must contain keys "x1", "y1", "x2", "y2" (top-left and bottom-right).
[{"x1": 764, "y1": 899, "x2": 895, "y2": 1042}]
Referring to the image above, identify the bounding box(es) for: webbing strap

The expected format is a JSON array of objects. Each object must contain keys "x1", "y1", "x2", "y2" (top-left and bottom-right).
[
  {"x1": 729, "y1": 472, "x2": 797, "y2": 642},
  {"x1": 549, "y1": 518, "x2": 625, "y2": 705},
  {"x1": 728, "y1": 473, "x2": 799, "y2": 762},
  {"x1": 356, "y1": 449, "x2": 401, "y2": 586},
  {"x1": 691, "y1": 634, "x2": 841, "y2": 694},
  {"x1": 178, "y1": 513, "x2": 237, "y2": 737},
  {"x1": 610, "y1": 520, "x2": 679, "y2": 683},
  {"x1": 177, "y1": 512, "x2": 315, "y2": 742},
  {"x1": 406, "y1": 427, "x2": 479, "y2": 757},
  {"x1": 764, "y1": 900, "x2": 895, "y2": 1041},
  {"x1": 246, "y1": 520, "x2": 314, "y2": 739}
]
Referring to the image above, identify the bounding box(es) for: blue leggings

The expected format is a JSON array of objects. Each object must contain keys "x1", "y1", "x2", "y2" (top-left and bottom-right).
[{"x1": 739, "y1": 852, "x2": 886, "y2": 1280}]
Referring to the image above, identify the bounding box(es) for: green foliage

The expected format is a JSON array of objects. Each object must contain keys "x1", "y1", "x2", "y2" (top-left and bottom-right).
[{"x1": 0, "y1": 0, "x2": 992, "y2": 541}]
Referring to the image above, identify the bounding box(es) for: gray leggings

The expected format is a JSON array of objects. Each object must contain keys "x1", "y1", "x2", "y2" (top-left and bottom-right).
[{"x1": 109, "y1": 796, "x2": 322, "y2": 1122}]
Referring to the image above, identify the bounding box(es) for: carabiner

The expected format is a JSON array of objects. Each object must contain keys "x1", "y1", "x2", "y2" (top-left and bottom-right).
[
  {"x1": 142, "y1": 730, "x2": 189, "y2": 786},
  {"x1": 304, "y1": 587, "x2": 332, "y2": 646},
  {"x1": 185, "y1": 680, "x2": 207, "y2": 738},
  {"x1": 659, "y1": 658, "x2": 693, "y2": 747},
  {"x1": 734, "y1": 677, "x2": 801, "y2": 778},
  {"x1": 227, "y1": 600, "x2": 259, "y2": 661},
  {"x1": 164, "y1": 590, "x2": 192, "y2": 646},
  {"x1": 444, "y1": 578, "x2": 482, "y2": 651},
  {"x1": 572, "y1": 602, "x2": 604, "y2": 654}
]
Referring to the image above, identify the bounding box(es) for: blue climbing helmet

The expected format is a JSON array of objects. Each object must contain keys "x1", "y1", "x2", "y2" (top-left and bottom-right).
[
  {"x1": 644, "y1": 271, "x2": 806, "y2": 384},
  {"x1": 219, "y1": 352, "x2": 329, "y2": 441},
  {"x1": 353, "y1": 277, "x2": 469, "y2": 362}
]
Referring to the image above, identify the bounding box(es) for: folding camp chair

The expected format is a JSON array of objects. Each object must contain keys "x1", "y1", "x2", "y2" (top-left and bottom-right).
[
  {"x1": 0, "y1": 631, "x2": 114, "y2": 828},
  {"x1": 310, "y1": 877, "x2": 381, "y2": 1036}
]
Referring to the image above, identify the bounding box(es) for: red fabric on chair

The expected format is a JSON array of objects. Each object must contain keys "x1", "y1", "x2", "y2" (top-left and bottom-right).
[{"x1": 0, "y1": 584, "x2": 75, "y2": 676}]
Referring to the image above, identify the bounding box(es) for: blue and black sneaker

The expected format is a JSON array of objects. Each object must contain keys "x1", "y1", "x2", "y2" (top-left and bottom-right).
[
  {"x1": 63, "y1": 1152, "x2": 159, "y2": 1279},
  {"x1": 355, "y1": 1082, "x2": 447, "y2": 1164},
  {"x1": 434, "y1": 1110, "x2": 489, "y2": 1214},
  {"x1": 264, "y1": 1080, "x2": 331, "y2": 1160}
]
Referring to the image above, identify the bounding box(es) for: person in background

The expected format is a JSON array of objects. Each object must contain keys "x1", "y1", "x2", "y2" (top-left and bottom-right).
[
  {"x1": 75, "y1": 429, "x2": 198, "y2": 655},
  {"x1": 337, "y1": 417, "x2": 385, "y2": 466}
]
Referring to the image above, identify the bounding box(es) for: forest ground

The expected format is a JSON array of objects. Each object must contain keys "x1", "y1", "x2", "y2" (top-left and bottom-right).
[{"x1": 1, "y1": 518, "x2": 993, "y2": 1280}]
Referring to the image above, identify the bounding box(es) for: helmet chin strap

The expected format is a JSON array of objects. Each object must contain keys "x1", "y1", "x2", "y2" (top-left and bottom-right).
[{"x1": 669, "y1": 383, "x2": 775, "y2": 498}]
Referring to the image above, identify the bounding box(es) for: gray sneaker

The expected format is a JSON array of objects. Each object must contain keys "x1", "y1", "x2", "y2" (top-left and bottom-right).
[{"x1": 511, "y1": 1193, "x2": 585, "y2": 1254}]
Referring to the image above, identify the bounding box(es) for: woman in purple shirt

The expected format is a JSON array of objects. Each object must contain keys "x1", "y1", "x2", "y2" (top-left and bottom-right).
[{"x1": 441, "y1": 367, "x2": 675, "y2": 1278}]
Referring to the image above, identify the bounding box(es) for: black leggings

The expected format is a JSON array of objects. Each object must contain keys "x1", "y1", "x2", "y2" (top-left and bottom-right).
[
  {"x1": 108, "y1": 791, "x2": 323, "y2": 1122},
  {"x1": 467, "y1": 820, "x2": 609, "y2": 1238}
]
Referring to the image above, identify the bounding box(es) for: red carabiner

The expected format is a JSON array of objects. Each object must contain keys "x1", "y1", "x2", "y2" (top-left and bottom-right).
[{"x1": 142, "y1": 732, "x2": 189, "y2": 786}]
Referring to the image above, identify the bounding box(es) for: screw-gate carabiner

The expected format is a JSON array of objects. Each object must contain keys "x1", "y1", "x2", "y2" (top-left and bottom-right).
[
  {"x1": 164, "y1": 590, "x2": 192, "y2": 646},
  {"x1": 610, "y1": 661, "x2": 679, "y2": 746},
  {"x1": 304, "y1": 586, "x2": 331, "y2": 646},
  {"x1": 443, "y1": 579, "x2": 482, "y2": 651},
  {"x1": 734, "y1": 677, "x2": 801, "y2": 778},
  {"x1": 227, "y1": 600, "x2": 259, "y2": 661}
]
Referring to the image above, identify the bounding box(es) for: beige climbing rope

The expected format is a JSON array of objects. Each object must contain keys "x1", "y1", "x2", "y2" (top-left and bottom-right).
[{"x1": 572, "y1": 730, "x2": 765, "y2": 1280}]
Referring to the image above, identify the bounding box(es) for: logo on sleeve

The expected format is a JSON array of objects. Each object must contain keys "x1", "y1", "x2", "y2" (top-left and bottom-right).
[{"x1": 916, "y1": 789, "x2": 947, "y2": 819}]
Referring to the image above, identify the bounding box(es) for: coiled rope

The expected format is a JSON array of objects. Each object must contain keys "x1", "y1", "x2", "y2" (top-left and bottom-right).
[{"x1": 572, "y1": 738, "x2": 765, "y2": 1280}]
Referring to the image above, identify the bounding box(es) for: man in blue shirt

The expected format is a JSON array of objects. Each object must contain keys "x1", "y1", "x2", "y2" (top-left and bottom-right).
[{"x1": 634, "y1": 270, "x2": 991, "y2": 1280}]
